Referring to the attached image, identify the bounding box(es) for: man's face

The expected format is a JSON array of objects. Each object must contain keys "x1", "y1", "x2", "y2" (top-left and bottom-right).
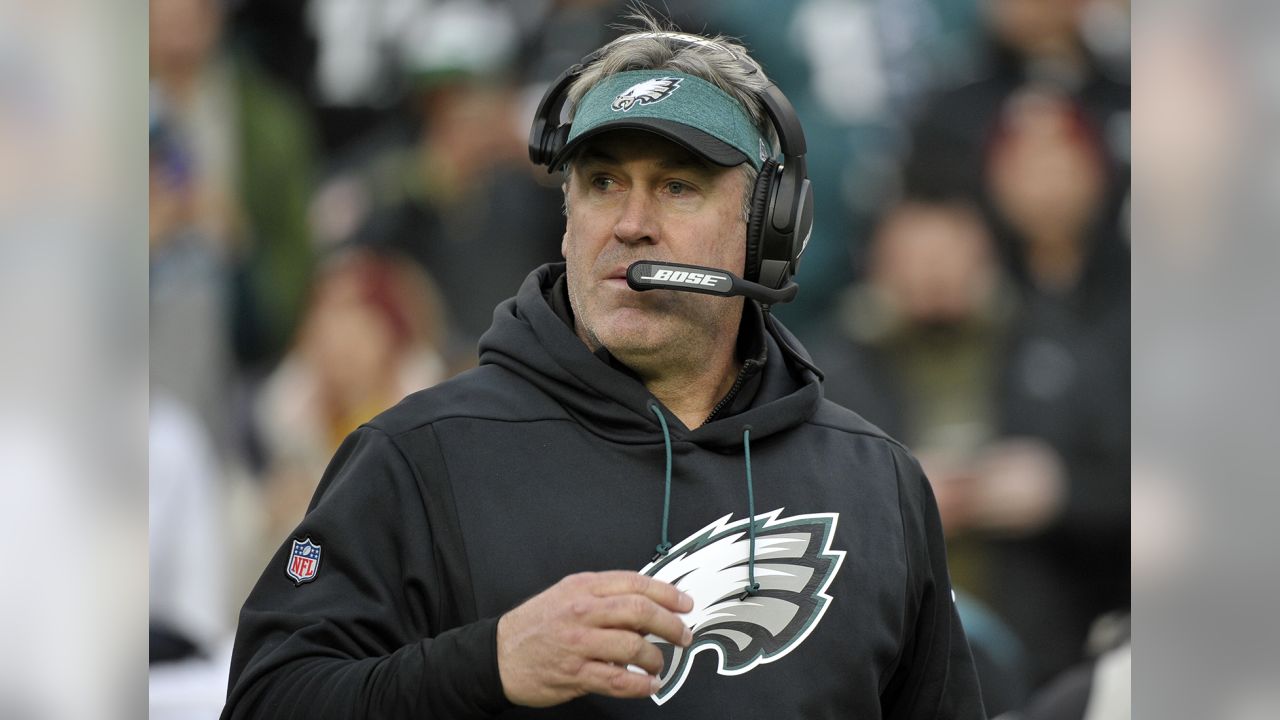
[{"x1": 562, "y1": 130, "x2": 748, "y2": 370}]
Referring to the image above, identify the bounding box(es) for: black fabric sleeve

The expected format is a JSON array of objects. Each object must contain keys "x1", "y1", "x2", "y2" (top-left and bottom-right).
[
  {"x1": 221, "y1": 426, "x2": 514, "y2": 719},
  {"x1": 882, "y1": 445, "x2": 988, "y2": 720}
]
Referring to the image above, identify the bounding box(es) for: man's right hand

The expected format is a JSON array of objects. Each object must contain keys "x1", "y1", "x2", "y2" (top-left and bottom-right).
[{"x1": 495, "y1": 571, "x2": 694, "y2": 707}]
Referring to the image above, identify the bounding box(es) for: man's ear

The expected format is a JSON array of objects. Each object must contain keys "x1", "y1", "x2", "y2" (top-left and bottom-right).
[{"x1": 561, "y1": 231, "x2": 568, "y2": 259}]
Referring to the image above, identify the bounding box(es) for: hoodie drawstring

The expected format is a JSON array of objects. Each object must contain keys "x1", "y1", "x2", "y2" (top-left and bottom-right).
[
  {"x1": 646, "y1": 405, "x2": 760, "y2": 600},
  {"x1": 649, "y1": 402, "x2": 674, "y2": 561},
  {"x1": 739, "y1": 425, "x2": 761, "y2": 600}
]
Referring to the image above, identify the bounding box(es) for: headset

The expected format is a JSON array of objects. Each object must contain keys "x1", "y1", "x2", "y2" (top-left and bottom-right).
[{"x1": 528, "y1": 32, "x2": 814, "y2": 304}]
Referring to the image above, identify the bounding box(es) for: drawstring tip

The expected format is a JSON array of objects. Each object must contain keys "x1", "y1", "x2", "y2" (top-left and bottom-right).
[
  {"x1": 652, "y1": 544, "x2": 671, "y2": 562},
  {"x1": 738, "y1": 582, "x2": 760, "y2": 601}
]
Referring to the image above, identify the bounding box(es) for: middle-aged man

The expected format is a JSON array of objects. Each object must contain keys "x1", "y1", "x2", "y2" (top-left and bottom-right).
[{"x1": 222, "y1": 22, "x2": 986, "y2": 719}]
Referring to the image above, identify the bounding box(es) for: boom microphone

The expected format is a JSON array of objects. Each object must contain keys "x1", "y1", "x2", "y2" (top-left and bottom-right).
[{"x1": 626, "y1": 260, "x2": 798, "y2": 306}]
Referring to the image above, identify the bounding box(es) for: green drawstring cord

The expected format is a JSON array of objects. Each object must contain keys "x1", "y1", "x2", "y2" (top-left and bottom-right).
[
  {"x1": 739, "y1": 425, "x2": 761, "y2": 600},
  {"x1": 649, "y1": 402, "x2": 674, "y2": 561},
  {"x1": 646, "y1": 406, "x2": 759, "y2": 600}
]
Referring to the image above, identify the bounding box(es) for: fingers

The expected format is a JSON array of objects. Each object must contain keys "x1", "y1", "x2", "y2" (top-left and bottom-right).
[
  {"x1": 577, "y1": 660, "x2": 660, "y2": 699},
  {"x1": 570, "y1": 593, "x2": 692, "y2": 648},
  {"x1": 576, "y1": 628, "x2": 665, "y2": 675},
  {"x1": 583, "y1": 571, "x2": 694, "y2": 613},
  {"x1": 498, "y1": 571, "x2": 693, "y2": 707}
]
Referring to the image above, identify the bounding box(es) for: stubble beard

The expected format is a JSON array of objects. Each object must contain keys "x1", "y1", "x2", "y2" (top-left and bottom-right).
[{"x1": 567, "y1": 267, "x2": 742, "y2": 379}]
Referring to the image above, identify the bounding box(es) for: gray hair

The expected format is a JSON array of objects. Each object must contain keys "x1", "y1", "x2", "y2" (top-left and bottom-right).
[{"x1": 562, "y1": 19, "x2": 777, "y2": 222}]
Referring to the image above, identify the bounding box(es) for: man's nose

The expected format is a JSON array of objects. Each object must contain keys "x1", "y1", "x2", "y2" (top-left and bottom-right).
[{"x1": 612, "y1": 187, "x2": 658, "y2": 245}]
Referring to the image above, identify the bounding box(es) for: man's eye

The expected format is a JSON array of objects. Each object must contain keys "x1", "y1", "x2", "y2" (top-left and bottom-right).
[
  {"x1": 591, "y1": 177, "x2": 616, "y2": 191},
  {"x1": 667, "y1": 181, "x2": 688, "y2": 195}
]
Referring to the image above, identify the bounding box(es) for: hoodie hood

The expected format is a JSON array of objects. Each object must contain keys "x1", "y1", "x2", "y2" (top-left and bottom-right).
[{"x1": 478, "y1": 263, "x2": 823, "y2": 450}]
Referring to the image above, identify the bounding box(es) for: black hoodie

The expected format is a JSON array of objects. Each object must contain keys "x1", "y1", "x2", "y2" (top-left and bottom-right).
[{"x1": 222, "y1": 263, "x2": 986, "y2": 719}]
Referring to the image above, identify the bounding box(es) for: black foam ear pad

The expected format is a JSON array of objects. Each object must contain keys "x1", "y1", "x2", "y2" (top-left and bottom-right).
[
  {"x1": 548, "y1": 124, "x2": 571, "y2": 166},
  {"x1": 744, "y1": 159, "x2": 778, "y2": 284}
]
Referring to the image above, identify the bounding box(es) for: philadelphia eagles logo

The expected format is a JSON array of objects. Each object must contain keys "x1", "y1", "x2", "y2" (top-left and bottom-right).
[
  {"x1": 611, "y1": 77, "x2": 683, "y2": 112},
  {"x1": 636, "y1": 509, "x2": 845, "y2": 705}
]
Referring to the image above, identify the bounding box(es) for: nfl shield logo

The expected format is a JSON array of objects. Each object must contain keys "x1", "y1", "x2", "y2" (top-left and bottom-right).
[{"x1": 286, "y1": 538, "x2": 322, "y2": 586}]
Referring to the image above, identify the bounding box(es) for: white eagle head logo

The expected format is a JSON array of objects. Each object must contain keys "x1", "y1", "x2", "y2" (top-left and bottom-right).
[
  {"x1": 611, "y1": 77, "x2": 683, "y2": 112},
  {"x1": 637, "y1": 509, "x2": 845, "y2": 705}
]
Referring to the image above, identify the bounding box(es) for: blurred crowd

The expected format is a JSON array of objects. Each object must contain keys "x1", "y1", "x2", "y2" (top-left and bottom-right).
[{"x1": 148, "y1": 0, "x2": 1129, "y2": 717}]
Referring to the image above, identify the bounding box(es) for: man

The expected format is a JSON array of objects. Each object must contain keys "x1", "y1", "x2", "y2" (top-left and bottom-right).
[{"x1": 222, "y1": 24, "x2": 986, "y2": 719}]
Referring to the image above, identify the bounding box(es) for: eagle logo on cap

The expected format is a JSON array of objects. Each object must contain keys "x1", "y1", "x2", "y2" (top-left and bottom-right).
[{"x1": 611, "y1": 77, "x2": 683, "y2": 112}]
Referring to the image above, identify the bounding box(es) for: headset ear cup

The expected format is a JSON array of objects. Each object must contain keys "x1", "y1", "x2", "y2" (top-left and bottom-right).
[
  {"x1": 744, "y1": 159, "x2": 777, "y2": 284},
  {"x1": 548, "y1": 124, "x2": 571, "y2": 167}
]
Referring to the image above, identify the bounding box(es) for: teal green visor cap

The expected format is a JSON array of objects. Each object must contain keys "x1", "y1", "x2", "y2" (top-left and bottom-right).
[{"x1": 551, "y1": 69, "x2": 769, "y2": 172}]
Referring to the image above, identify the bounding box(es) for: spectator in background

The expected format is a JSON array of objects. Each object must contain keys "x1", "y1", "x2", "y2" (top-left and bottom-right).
[
  {"x1": 905, "y1": 0, "x2": 1129, "y2": 332},
  {"x1": 986, "y1": 87, "x2": 1127, "y2": 332},
  {"x1": 984, "y1": 87, "x2": 1130, "y2": 406},
  {"x1": 252, "y1": 245, "x2": 450, "y2": 559},
  {"x1": 309, "y1": 10, "x2": 564, "y2": 361},
  {"x1": 150, "y1": 103, "x2": 234, "y2": 455},
  {"x1": 369, "y1": 74, "x2": 564, "y2": 357},
  {"x1": 150, "y1": 0, "x2": 318, "y2": 372},
  {"x1": 816, "y1": 197, "x2": 1128, "y2": 686},
  {"x1": 908, "y1": 0, "x2": 1130, "y2": 189}
]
